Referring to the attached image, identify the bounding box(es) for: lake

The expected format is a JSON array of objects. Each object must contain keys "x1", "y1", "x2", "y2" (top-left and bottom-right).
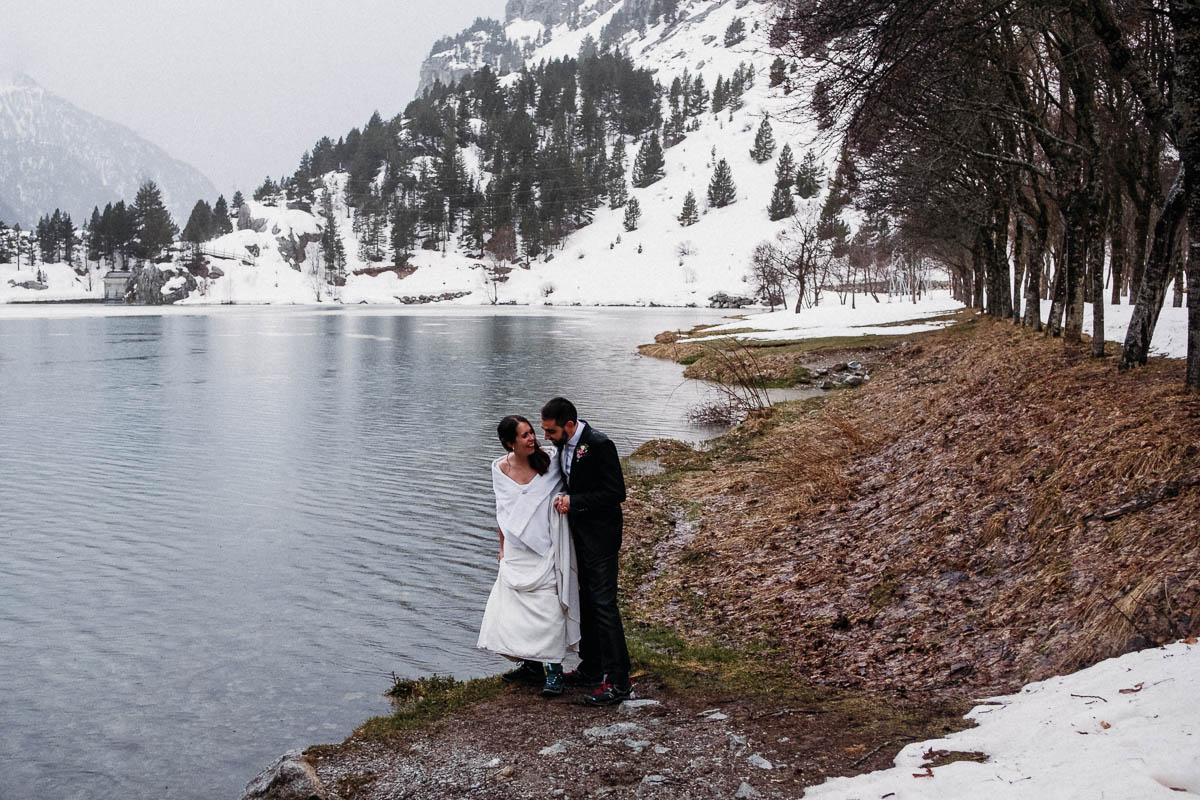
[{"x1": 0, "y1": 305, "x2": 735, "y2": 800}]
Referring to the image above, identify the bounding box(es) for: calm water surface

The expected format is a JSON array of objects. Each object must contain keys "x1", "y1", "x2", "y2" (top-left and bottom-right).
[{"x1": 0, "y1": 306, "x2": 733, "y2": 800}]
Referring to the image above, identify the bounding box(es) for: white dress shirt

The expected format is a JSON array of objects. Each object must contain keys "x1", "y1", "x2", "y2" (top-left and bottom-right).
[{"x1": 560, "y1": 421, "x2": 587, "y2": 485}]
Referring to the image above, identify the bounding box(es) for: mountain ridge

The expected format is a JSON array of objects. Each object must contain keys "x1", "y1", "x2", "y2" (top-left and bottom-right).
[{"x1": 0, "y1": 74, "x2": 217, "y2": 228}]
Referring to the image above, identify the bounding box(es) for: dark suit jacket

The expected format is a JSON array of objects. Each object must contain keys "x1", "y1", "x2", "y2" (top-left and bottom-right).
[{"x1": 565, "y1": 421, "x2": 626, "y2": 544}]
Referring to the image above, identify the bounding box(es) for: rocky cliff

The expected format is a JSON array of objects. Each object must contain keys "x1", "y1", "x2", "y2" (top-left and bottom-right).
[{"x1": 503, "y1": 0, "x2": 620, "y2": 29}]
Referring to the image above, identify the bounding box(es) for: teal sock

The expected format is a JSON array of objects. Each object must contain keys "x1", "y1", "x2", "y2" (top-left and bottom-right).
[{"x1": 545, "y1": 663, "x2": 562, "y2": 675}]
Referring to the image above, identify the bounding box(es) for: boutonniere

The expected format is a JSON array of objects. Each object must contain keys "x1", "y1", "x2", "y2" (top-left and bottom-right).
[{"x1": 575, "y1": 443, "x2": 590, "y2": 460}]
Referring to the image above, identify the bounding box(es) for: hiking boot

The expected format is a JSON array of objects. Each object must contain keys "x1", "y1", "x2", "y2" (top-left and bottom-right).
[
  {"x1": 501, "y1": 661, "x2": 543, "y2": 685},
  {"x1": 584, "y1": 681, "x2": 633, "y2": 707},
  {"x1": 542, "y1": 670, "x2": 564, "y2": 697}
]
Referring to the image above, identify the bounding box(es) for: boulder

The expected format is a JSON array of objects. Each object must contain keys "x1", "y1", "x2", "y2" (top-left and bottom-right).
[
  {"x1": 8, "y1": 279, "x2": 48, "y2": 290},
  {"x1": 735, "y1": 781, "x2": 762, "y2": 799},
  {"x1": 240, "y1": 750, "x2": 333, "y2": 800},
  {"x1": 708, "y1": 292, "x2": 754, "y2": 309}
]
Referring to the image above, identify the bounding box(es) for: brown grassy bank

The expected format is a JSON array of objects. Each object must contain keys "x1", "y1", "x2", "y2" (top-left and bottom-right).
[{"x1": 627, "y1": 316, "x2": 1200, "y2": 697}]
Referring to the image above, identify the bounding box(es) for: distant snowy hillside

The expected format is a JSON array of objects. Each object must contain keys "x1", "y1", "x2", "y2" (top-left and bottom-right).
[
  {"x1": 0, "y1": 73, "x2": 217, "y2": 228},
  {"x1": 392, "y1": 0, "x2": 831, "y2": 307},
  {"x1": 5, "y1": 0, "x2": 864, "y2": 311}
]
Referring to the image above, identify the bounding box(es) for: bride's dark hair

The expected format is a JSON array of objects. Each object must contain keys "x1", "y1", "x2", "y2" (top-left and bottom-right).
[{"x1": 497, "y1": 415, "x2": 550, "y2": 475}]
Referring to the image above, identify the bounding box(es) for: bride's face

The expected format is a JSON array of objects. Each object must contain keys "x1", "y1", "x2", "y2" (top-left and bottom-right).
[{"x1": 511, "y1": 421, "x2": 538, "y2": 457}]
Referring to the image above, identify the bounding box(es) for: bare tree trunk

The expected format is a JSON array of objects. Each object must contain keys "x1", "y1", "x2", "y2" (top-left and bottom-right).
[
  {"x1": 1130, "y1": 203, "x2": 1151, "y2": 297},
  {"x1": 990, "y1": 206, "x2": 1013, "y2": 318},
  {"x1": 1172, "y1": 256, "x2": 1185, "y2": 307},
  {"x1": 1023, "y1": 220, "x2": 1046, "y2": 330},
  {"x1": 1110, "y1": 196, "x2": 1127, "y2": 304},
  {"x1": 1121, "y1": 167, "x2": 1187, "y2": 368},
  {"x1": 1089, "y1": 187, "x2": 1109, "y2": 356},
  {"x1": 1046, "y1": 256, "x2": 1066, "y2": 337},
  {"x1": 1063, "y1": 198, "x2": 1088, "y2": 344},
  {"x1": 1012, "y1": 216, "x2": 1026, "y2": 324},
  {"x1": 1091, "y1": 229, "x2": 1108, "y2": 356},
  {"x1": 971, "y1": 232, "x2": 986, "y2": 309}
]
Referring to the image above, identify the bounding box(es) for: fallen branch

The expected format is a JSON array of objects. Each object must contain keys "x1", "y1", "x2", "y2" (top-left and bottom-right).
[{"x1": 852, "y1": 736, "x2": 916, "y2": 768}]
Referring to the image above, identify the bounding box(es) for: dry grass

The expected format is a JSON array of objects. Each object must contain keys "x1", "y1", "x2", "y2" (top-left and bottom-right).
[{"x1": 626, "y1": 317, "x2": 1200, "y2": 697}]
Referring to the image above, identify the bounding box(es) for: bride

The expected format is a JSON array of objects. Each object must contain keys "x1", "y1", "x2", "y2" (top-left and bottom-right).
[{"x1": 477, "y1": 414, "x2": 580, "y2": 696}]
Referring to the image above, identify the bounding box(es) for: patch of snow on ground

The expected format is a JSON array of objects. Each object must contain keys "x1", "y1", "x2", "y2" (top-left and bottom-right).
[
  {"x1": 804, "y1": 639, "x2": 1200, "y2": 799},
  {"x1": 0, "y1": 262, "x2": 102, "y2": 302},
  {"x1": 1038, "y1": 299, "x2": 1190, "y2": 360},
  {"x1": 698, "y1": 290, "x2": 964, "y2": 341}
]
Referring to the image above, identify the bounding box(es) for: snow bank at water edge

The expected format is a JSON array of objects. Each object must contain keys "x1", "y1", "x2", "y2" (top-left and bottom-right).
[
  {"x1": 699, "y1": 290, "x2": 965, "y2": 341},
  {"x1": 804, "y1": 639, "x2": 1200, "y2": 799},
  {"x1": 0, "y1": 262, "x2": 102, "y2": 302}
]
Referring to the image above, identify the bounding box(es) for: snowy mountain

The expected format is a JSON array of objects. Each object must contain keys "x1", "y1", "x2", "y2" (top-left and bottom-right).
[
  {"x1": 0, "y1": 73, "x2": 217, "y2": 228},
  {"x1": 5, "y1": 0, "x2": 837, "y2": 309},
  {"x1": 417, "y1": 18, "x2": 526, "y2": 96}
]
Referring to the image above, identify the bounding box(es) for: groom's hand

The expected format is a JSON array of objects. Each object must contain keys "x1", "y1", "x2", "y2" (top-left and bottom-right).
[{"x1": 554, "y1": 495, "x2": 571, "y2": 514}]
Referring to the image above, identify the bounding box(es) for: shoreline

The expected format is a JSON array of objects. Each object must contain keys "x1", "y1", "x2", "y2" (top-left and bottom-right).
[{"x1": 243, "y1": 315, "x2": 1199, "y2": 799}]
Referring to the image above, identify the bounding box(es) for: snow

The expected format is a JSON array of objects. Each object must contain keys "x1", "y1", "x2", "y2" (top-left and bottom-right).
[
  {"x1": 700, "y1": 290, "x2": 965, "y2": 341},
  {"x1": 1038, "y1": 298, "x2": 1191, "y2": 360},
  {"x1": 505, "y1": 18, "x2": 545, "y2": 43},
  {"x1": 803, "y1": 639, "x2": 1200, "y2": 799},
  {"x1": 0, "y1": 261, "x2": 102, "y2": 303}
]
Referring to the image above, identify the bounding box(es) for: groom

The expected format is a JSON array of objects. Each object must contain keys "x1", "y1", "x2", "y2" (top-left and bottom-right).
[{"x1": 541, "y1": 396, "x2": 632, "y2": 707}]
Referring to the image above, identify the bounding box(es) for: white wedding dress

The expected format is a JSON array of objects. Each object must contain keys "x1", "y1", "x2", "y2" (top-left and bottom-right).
[{"x1": 477, "y1": 449, "x2": 581, "y2": 663}]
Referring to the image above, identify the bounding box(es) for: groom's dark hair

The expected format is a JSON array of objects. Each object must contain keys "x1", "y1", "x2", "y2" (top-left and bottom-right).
[{"x1": 541, "y1": 397, "x2": 578, "y2": 425}]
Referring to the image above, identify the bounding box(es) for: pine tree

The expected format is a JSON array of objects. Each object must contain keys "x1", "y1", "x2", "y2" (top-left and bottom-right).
[
  {"x1": 132, "y1": 181, "x2": 178, "y2": 262},
  {"x1": 712, "y1": 76, "x2": 727, "y2": 113},
  {"x1": 391, "y1": 200, "x2": 418, "y2": 266},
  {"x1": 724, "y1": 17, "x2": 746, "y2": 46},
  {"x1": 182, "y1": 200, "x2": 215, "y2": 244},
  {"x1": 253, "y1": 175, "x2": 281, "y2": 203},
  {"x1": 769, "y1": 57, "x2": 787, "y2": 88},
  {"x1": 678, "y1": 190, "x2": 699, "y2": 226},
  {"x1": 631, "y1": 132, "x2": 665, "y2": 188},
  {"x1": 623, "y1": 197, "x2": 641, "y2": 231},
  {"x1": 794, "y1": 149, "x2": 824, "y2": 199},
  {"x1": 707, "y1": 158, "x2": 737, "y2": 208},
  {"x1": 750, "y1": 117, "x2": 776, "y2": 162},
  {"x1": 60, "y1": 212, "x2": 75, "y2": 266},
  {"x1": 86, "y1": 207, "x2": 102, "y2": 265},
  {"x1": 0, "y1": 220, "x2": 11, "y2": 265},
  {"x1": 463, "y1": 202, "x2": 486, "y2": 257},
  {"x1": 231, "y1": 190, "x2": 245, "y2": 211},
  {"x1": 212, "y1": 195, "x2": 233, "y2": 235},
  {"x1": 36, "y1": 214, "x2": 54, "y2": 262},
  {"x1": 685, "y1": 74, "x2": 708, "y2": 117},
  {"x1": 767, "y1": 184, "x2": 796, "y2": 220},
  {"x1": 775, "y1": 144, "x2": 796, "y2": 188},
  {"x1": 319, "y1": 191, "x2": 347, "y2": 279},
  {"x1": 607, "y1": 137, "x2": 628, "y2": 208}
]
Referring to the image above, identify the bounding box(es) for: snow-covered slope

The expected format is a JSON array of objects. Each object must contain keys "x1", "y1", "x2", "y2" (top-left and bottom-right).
[
  {"x1": 0, "y1": 73, "x2": 217, "y2": 228},
  {"x1": 805, "y1": 639, "x2": 1200, "y2": 799},
  {"x1": 332, "y1": 0, "x2": 824, "y2": 308}
]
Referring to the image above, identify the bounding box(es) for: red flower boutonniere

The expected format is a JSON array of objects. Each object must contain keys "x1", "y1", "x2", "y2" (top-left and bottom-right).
[{"x1": 575, "y1": 443, "x2": 590, "y2": 460}]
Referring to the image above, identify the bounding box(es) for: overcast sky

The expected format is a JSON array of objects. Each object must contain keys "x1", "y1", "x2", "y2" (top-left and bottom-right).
[{"x1": 0, "y1": 0, "x2": 508, "y2": 197}]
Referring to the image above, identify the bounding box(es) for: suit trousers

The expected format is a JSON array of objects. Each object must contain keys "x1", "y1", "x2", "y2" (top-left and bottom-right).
[{"x1": 571, "y1": 522, "x2": 631, "y2": 685}]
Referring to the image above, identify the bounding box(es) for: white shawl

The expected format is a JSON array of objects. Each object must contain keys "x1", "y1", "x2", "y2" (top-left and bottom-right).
[{"x1": 492, "y1": 448, "x2": 563, "y2": 556}]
